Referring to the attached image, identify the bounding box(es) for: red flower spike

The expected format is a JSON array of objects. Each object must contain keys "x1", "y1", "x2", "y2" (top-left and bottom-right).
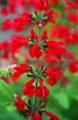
[{"x1": 0, "y1": 0, "x2": 77, "y2": 119}]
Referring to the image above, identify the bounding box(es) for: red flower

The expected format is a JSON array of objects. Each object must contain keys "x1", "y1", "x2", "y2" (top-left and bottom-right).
[
  {"x1": 65, "y1": 0, "x2": 78, "y2": 10},
  {"x1": 30, "y1": 0, "x2": 50, "y2": 11},
  {"x1": 69, "y1": 30, "x2": 78, "y2": 44},
  {"x1": 22, "y1": 79, "x2": 49, "y2": 98},
  {"x1": 32, "y1": 111, "x2": 42, "y2": 120},
  {"x1": 15, "y1": 95, "x2": 26, "y2": 112},
  {"x1": 46, "y1": 40, "x2": 73, "y2": 60},
  {"x1": 1, "y1": 19, "x2": 12, "y2": 31},
  {"x1": 11, "y1": 64, "x2": 30, "y2": 80},
  {"x1": 45, "y1": 111, "x2": 59, "y2": 120},
  {"x1": 47, "y1": 77, "x2": 57, "y2": 86},
  {"x1": 30, "y1": 29, "x2": 38, "y2": 40},
  {"x1": 7, "y1": 0, "x2": 19, "y2": 14},
  {"x1": 14, "y1": 64, "x2": 30, "y2": 73},
  {"x1": 51, "y1": 25, "x2": 70, "y2": 39},
  {"x1": 11, "y1": 71, "x2": 20, "y2": 81},
  {"x1": 29, "y1": 42, "x2": 42, "y2": 58},
  {"x1": 73, "y1": 0, "x2": 78, "y2": 9},
  {"x1": 47, "y1": 10, "x2": 58, "y2": 23},
  {"x1": 1, "y1": 6, "x2": 9, "y2": 16},
  {"x1": 0, "y1": 41, "x2": 9, "y2": 59},
  {"x1": 69, "y1": 13, "x2": 78, "y2": 24},
  {"x1": 41, "y1": 31, "x2": 47, "y2": 41},
  {"x1": 22, "y1": 79, "x2": 35, "y2": 97},
  {"x1": 45, "y1": 66, "x2": 62, "y2": 86},
  {"x1": 50, "y1": 0, "x2": 59, "y2": 6},
  {"x1": 10, "y1": 35, "x2": 28, "y2": 53},
  {"x1": 45, "y1": 66, "x2": 62, "y2": 77},
  {"x1": 12, "y1": 12, "x2": 31, "y2": 32},
  {"x1": 65, "y1": 1, "x2": 74, "y2": 11},
  {"x1": 20, "y1": 0, "x2": 27, "y2": 6},
  {"x1": 36, "y1": 80, "x2": 49, "y2": 98},
  {"x1": 69, "y1": 60, "x2": 78, "y2": 73},
  {"x1": 44, "y1": 53, "x2": 59, "y2": 64}
]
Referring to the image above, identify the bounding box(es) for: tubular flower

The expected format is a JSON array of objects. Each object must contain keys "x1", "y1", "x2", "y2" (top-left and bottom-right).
[
  {"x1": 68, "y1": 13, "x2": 78, "y2": 24},
  {"x1": 32, "y1": 111, "x2": 42, "y2": 120},
  {"x1": 22, "y1": 79, "x2": 35, "y2": 97},
  {"x1": 29, "y1": 42, "x2": 42, "y2": 58},
  {"x1": 45, "y1": 66, "x2": 62, "y2": 86},
  {"x1": 68, "y1": 30, "x2": 78, "y2": 44},
  {"x1": 45, "y1": 111, "x2": 59, "y2": 120},
  {"x1": 12, "y1": 12, "x2": 31, "y2": 32},
  {"x1": 35, "y1": 80, "x2": 49, "y2": 98},
  {"x1": 10, "y1": 35, "x2": 28, "y2": 53},
  {"x1": 11, "y1": 64, "x2": 30, "y2": 80},
  {"x1": 69, "y1": 60, "x2": 78, "y2": 73},
  {"x1": 30, "y1": 0, "x2": 50, "y2": 11},
  {"x1": 15, "y1": 95, "x2": 26, "y2": 112}
]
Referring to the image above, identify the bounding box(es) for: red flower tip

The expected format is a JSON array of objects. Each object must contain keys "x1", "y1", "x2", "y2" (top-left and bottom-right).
[
  {"x1": 32, "y1": 111, "x2": 42, "y2": 120},
  {"x1": 45, "y1": 111, "x2": 59, "y2": 120},
  {"x1": 29, "y1": 42, "x2": 42, "y2": 58}
]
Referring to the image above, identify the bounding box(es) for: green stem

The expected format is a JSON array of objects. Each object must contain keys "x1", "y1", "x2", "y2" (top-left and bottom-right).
[
  {"x1": 33, "y1": 26, "x2": 42, "y2": 114},
  {"x1": 33, "y1": 78, "x2": 38, "y2": 113}
]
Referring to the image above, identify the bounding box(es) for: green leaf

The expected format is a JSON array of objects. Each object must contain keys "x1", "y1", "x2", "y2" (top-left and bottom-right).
[
  {"x1": 0, "y1": 80, "x2": 14, "y2": 105},
  {"x1": 0, "y1": 68, "x2": 9, "y2": 77},
  {"x1": 53, "y1": 93, "x2": 70, "y2": 109},
  {"x1": 0, "y1": 106, "x2": 29, "y2": 120}
]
